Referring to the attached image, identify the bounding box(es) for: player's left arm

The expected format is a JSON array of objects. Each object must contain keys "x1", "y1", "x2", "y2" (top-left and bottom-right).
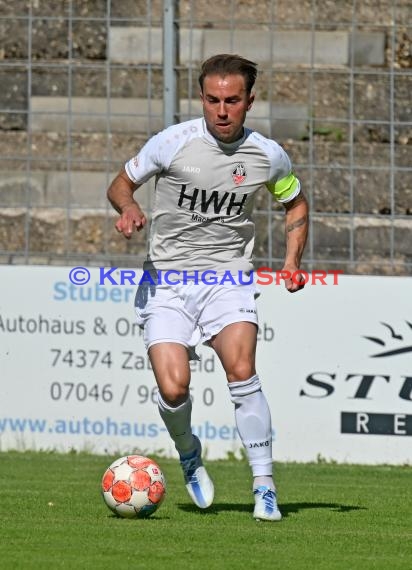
[{"x1": 281, "y1": 192, "x2": 309, "y2": 292}]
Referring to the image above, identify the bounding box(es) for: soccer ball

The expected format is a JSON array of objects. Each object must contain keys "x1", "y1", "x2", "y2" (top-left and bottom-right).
[{"x1": 101, "y1": 455, "x2": 166, "y2": 518}]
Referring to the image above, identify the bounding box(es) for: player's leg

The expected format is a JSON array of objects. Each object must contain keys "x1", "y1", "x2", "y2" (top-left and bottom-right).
[
  {"x1": 136, "y1": 282, "x2": 197, "y2": 455},
  {"x1": 148, "y1": 342, "x2": 214, "y2": 509},
  {"x1": 209, "y1": 321, "x2": 281, "y2": 521},
  {"x1": 135, "y1": 281, "x2": 214, "y2": 509},
  {"x1": 149, "y1": 341, "x2": 193, "y2": 451}
]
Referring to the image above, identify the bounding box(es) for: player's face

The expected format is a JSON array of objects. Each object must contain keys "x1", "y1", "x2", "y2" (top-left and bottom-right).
[{"x1": 200, "y1": 74, "x2": 254, "y2": 143}]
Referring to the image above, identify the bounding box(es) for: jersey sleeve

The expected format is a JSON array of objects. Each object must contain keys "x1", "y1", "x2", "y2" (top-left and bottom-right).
[
  {"x1": 124, "y1": 119, "x2": 203, "y2": 186},
  {"x1": 124, "y1": 131, "x2": 165, "y2": 185},
  {"x1": 265, "y1": 145, "x2": 301, "y2": 203}
]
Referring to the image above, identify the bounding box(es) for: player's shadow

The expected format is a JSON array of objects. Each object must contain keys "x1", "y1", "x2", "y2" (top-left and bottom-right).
[
  {"x1": 178, "y1": 502, "x2": 251, "y2": 515},
  {"x1": 178, "y1": 501, "x2": 366, "y2": 517},
  {"x1": 280, "y1": 502, "x2": 366, "y2": 517}
]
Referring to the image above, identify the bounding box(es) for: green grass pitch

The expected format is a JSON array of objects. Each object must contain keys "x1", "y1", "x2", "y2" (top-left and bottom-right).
[{"x1": 0, "y1": 451, "x2": 411, "y2": 570}]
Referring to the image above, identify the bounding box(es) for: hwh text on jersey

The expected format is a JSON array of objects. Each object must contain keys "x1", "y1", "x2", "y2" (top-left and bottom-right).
[{"x1": 178, "y1": 184, "x2": 247, "y2": 215}]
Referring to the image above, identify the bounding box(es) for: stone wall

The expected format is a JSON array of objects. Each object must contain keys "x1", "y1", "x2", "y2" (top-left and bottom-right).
[{"x1": 0, "y1": 0, "x2": 411, "y2": 274}]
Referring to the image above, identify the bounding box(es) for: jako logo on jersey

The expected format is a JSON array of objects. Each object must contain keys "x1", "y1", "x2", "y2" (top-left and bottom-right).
[
  {"x1": 178, "y1": 184, "x2": 247, "y2": 215},
  {"x1": 232, "y1": 163, "x2": 246, "y2": 185},
  {"x1": 183, "y1": 165, "x2": 201, "y2": 173}
]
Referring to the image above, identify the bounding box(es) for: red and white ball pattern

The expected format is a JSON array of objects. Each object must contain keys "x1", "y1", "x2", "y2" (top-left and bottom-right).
[{"x1": 102, "y1": 455, "x2": 166, "y2": 518}]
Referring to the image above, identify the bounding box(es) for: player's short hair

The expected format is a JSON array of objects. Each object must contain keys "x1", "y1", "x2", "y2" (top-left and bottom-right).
[{"x1": 199, "y1": 54, "x2": 258, "y2": 94}]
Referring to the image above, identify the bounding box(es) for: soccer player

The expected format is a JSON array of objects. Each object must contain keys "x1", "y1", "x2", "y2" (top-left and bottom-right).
[{"x1": 107, "y1": 54, "x2": 308, "y2": 521}]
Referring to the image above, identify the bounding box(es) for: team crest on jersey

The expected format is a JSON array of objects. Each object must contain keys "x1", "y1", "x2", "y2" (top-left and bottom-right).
[{"x1": 232, "y1": 163, "x2": 246, "y2": 185}]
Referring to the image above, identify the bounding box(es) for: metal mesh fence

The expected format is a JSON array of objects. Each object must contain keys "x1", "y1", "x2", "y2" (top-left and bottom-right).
[{"x1": 0, "y1": 0, "x2": 411, "y2": 274}]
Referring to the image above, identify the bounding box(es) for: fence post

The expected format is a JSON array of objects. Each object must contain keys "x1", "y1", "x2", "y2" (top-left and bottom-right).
[{"x1": 163, "y1": 0, "x2": 179, "y2": 127}]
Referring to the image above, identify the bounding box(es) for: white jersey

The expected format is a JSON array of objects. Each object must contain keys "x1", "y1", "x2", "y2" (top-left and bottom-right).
[{"x1": 125, "y1": 118, "x2": 300, "y2": 273}]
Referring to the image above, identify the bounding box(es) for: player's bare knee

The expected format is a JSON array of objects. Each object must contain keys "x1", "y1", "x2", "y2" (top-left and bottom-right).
[
  {"x1": 158, "y1": 383, "x2": 190, "y2": 407},
  {"x1": 226, "y1": 362, "x2": 255, "y2": 383}
]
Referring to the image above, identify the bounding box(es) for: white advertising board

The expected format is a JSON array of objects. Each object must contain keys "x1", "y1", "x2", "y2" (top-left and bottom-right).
[{"x1": 0, "y1": 266, "x2": 411, "y2": 464}]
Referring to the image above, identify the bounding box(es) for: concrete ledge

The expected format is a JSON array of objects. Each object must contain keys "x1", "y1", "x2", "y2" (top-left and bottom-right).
[
  {"x1": 0, "y1": 170, "x2": 153, "y2": 208},
  {"x1": 109, "y1": 27, "x2": 385, "y2": 66},
  {"x1": 31, "y1": 96, "x2": 164, "y2": 133},
  {"x1": 351, "y1": 31, "x2": 386, "y2": 66},
  {"x1": 109, "y1": 27, "x2": 203, "y2": 64},
  {"x1": 203, "y1": 30, "x2": 350, "y2": 66},
  {"x1": 30, "y1": 96, "x2": 308, "y2": 139}
]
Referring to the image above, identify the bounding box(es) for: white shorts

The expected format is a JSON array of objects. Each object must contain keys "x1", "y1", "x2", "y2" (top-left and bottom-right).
[{"x1": 134, "y1": 281, "x2": 259, "y2": 358}]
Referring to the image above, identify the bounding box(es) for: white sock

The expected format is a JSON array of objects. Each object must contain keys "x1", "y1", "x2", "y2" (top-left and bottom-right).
[
  {"x1": 157, "y1": 392, "x2": 195, "y2": 455},
  {"x1": 253, "y1": 476, "x2": 275, "y2": 491},
  {"x1": 228, "y1": 375, "x2": 274, "y2": 481}
]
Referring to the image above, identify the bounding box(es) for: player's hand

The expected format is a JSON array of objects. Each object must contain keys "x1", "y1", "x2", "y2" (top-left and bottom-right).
[
  {"x1": 115, "y1": 204, "x2": 147, "y2": 239},
  {"x1": 281, "y1": 264, "x2": 305, "y2": 293}
]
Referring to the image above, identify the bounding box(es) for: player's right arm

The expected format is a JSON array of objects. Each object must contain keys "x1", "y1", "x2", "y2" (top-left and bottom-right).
[
  {"x1": 108, "y1": 122, "x2": 192, "y2": 239},
  {"x1": 107, "y1": 169, "x2": 147, "y2": 239}
]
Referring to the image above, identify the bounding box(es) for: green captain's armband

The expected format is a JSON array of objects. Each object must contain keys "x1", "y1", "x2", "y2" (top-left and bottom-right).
[{"x1": 266, "y1": 172, "x2": 299, "y2": 202}]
